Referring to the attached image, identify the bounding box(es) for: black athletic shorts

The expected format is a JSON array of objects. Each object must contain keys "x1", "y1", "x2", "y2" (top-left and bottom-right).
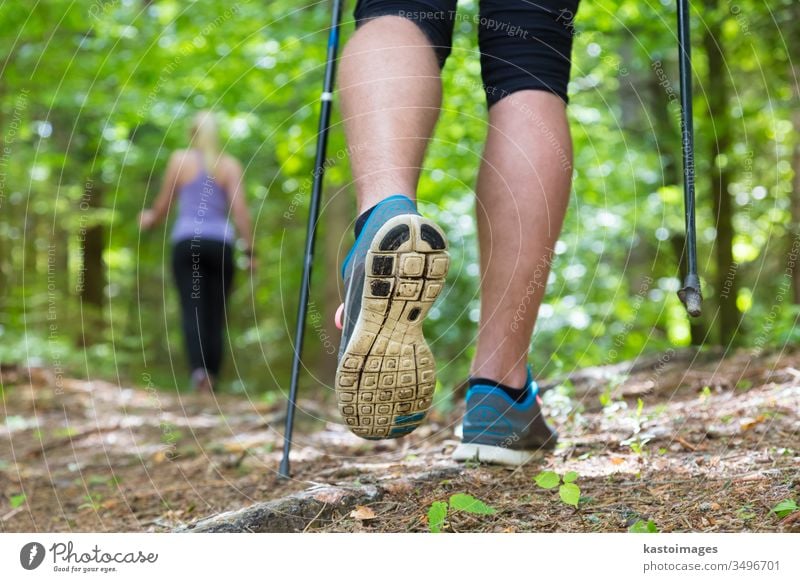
[{"x1": 354, "y1": 0, "x2": 580, "y2": 106}]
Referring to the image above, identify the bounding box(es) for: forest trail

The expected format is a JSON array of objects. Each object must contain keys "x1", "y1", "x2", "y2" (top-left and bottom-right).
[{"x1": 1, "y1": 347, "x2": 798, "y2": 533}]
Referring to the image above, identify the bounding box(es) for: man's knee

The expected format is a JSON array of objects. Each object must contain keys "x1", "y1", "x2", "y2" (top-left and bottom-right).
[{"x1": 353, "y1": 0, "x2": 457, "y2": 67}]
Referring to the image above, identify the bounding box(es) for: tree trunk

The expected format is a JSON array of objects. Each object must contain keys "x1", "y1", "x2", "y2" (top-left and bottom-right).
[
  {"x1": 703, "y1": 0, "x2": 740, "y2": 345},
  {"x1": 789, "y1": 2, "x2": 800, "y2": 304},
  {"x1": 77, "y1": 177, "x2": 106, "y2": 346}
]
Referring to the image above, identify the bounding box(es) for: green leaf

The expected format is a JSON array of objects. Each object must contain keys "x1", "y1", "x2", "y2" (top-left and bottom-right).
[
  {"x1": 427, "y1": 501, "x2": 448, "y2": 533},
  {"x1": 449, "y1": 493, "x2": 497, "y2": 515},
  {"x1": 628, "y1": 519, "x2": 659, "y2": 533},
  {"x1": 636, "y1": 398, "x2": 644, "y2": 416},
  {"x1": 771, "y1": 499, "x2": 799, "y2": 519},
  {"x1": 9, "y1": 493, "x2": 26, "y2": 509},
  {"x1": 559, "y1": 483, "x2": 581, "y2": 508},
  {"x1": 534, "y1": 471, "x2": 560, "y2": 489},
  {"x1": 563, "y1": 471, "x2": 579, "y2": 483}
]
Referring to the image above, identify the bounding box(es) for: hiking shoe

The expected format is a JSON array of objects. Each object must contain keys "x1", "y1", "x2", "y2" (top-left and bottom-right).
[
  {"x1": 452, "y1": 367, "x2": 557, "y2": 465},
  {"x1": 336, "y1": 195, "x2": 449, "y2": 440}
]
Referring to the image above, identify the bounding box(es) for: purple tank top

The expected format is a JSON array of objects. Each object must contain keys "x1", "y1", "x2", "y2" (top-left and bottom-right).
[{"x1": 171, "y1": 151, "x2": 234, "y2": 244}]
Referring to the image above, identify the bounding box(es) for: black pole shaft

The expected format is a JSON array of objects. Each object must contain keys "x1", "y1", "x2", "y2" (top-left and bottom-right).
[
  {"x1": 677, "y1": 0, "x2": 702, "y2": 316},
  {"x1": 677, "y1": 0, "x2": 696, "y2": 276},
  {"x1": 279, "y1": 0, "x2": 344, "y2": 479}
]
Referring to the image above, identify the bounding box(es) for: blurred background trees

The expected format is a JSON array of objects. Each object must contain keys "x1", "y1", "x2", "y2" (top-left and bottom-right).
[{"x1": 1, "y1": 0, "x2": 797, "y2": 402}]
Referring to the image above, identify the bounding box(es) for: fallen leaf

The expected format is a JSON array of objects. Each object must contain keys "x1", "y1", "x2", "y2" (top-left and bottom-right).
[
  {"x1": 610, "y1": 457, "x2": 625, "y2": 465},
  {"x1": 383, "y1": 480, "x2": 413, "y2": 495},
  {"x1": 740, "y1": 415, "x2": 766, "y2": 431},
  {"x1": 350, "y1": 505, "x2": 376, "y2": 520}
]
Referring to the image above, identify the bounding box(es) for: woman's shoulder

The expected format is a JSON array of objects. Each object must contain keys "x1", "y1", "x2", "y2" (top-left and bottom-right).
[
  {"x1": 170, "y1": 149, "x2": 193, "y2": 162},
  {"x1": 218, "y1": 153, "x2": 242, "y2": 171},
  {"x1": 164, "y1": 149, "x2": 194, "y2": 169},
  {"x1": 216, "y1": 154, "x2": 243, "y2": 183}
]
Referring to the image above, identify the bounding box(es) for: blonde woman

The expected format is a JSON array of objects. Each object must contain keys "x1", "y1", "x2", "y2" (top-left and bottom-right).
[{"x1": 139, "y1": 111, "x2": 254, "y2": 392}]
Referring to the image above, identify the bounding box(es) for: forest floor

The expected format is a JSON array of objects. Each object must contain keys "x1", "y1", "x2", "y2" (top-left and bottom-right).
[{"x1": 1, "y1": 346, "x2": 798, "y2": 533}]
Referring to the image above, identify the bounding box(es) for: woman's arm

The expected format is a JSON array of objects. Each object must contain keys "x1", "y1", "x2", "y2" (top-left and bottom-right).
[
  {"x1": 225, "y1": 158, "x2": 254, "y2": 253},
  {"x1": 139, "y1": 152, "x2": 181, "y2": 230}
]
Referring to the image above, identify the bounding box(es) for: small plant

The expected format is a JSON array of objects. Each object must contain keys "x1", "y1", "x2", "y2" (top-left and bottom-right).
[
  {"x1": 736, "y1": 504, "x2": 756, "y2": 520},
  {"x1": 628, "y1": 519, "x2": 659, "y2": 533},
  {"x1": 770, "y1": 499, "x2": 798, "y2": 519},
  {"x1": 9, "y1": 493, "x2": 26, "y2": 509},
  {"x1": 621, "y1": 398, "x2": 651, "y2": 456},
  {"x1": 534, "y1": 470, "x2": 581, "y2": 509},
  {"x1": 426, "y1": 493, "x2": 497, "y2": 533},
  {"x1": 54, "y1": 426, "x2": 78, "y2": 438},
  {"x1": 78, "y1": 493, "x2": 103, "y2": 511},
  {"x1": 599, "y1": 385, "x2": 613, "y2": 407},
  {"x1": 87, "y1": 474, "x2": 122, "y2": 488},
  {"x1": 599, "y1": 374, "x2": 627, "y2": 409}
]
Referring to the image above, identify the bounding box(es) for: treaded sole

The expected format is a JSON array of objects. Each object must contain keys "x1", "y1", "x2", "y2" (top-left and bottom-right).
[
  {"x1": 451, "y1": 443, "x2": 546, "y2": 467},
  {"x1": 335, "y1": 214, "x2": 449, "y2": 439}
]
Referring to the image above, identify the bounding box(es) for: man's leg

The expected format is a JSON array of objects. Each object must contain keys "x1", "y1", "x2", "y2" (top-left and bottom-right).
[
  {"x1": 471, "y1": 91, "x2": 573, "y2": 388},
  {"x1": 339, "y1": 15, "x2": 442, "y2": 211},
  {"x1": 335, "y1": 6, "x2": 455, "y2": 440},
  {"x1": 454, "y1": 0, "x2": 579, "y2": 464}
]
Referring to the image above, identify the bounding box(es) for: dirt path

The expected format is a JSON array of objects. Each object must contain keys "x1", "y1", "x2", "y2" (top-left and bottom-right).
[{"x1": 1, "y1": 347, "x2": 798, "y2": 532}]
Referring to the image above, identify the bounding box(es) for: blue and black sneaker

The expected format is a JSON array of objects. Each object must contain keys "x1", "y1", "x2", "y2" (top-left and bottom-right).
[
  {"x1": 335, "y1": 195, "x2": 449, "y2": 440},
  {"x1": 452, "y1": 367, "x2": 557, "y2": 465}
]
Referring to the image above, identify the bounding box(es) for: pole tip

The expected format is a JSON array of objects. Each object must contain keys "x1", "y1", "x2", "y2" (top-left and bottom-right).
[
  {"x1": 278, "y1": 458, "x2": 290, "y2": 480},
  {"x1": 684, "y1": 288, "x2": 702, "y2": 317},
  {"x1": 678, "y1": 274, "x2": 702, "y2": 317},
  {"x1": 678, "y1": 286, "x2": 702, "y2": 317}
]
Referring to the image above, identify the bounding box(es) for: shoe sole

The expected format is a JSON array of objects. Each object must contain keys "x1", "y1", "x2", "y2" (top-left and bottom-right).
[
  {"x1": 335, "y1": 214, "x2": 449, "y2": 440},
  {"x1": 451, "y1": 442, "x2": 547, "y2": 467}
]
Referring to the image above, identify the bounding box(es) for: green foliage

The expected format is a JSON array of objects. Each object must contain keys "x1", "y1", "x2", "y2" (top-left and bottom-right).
[
  {"x1": 427, "y1": 501, "x2": 448, "y2": 533},
  {"x1": 425, "y1": 493, "x2": 497, "y2": 532},
  {"x1": 559, "y1": 483, "x2": 581, "y2": 508},
  {"x1": 534, "y1": 471, "x2": 582, "y2": 509},
  {"x1": 770, "y1": 499, "x2": 798, "y2": 519},
  {"x1": 78, "y1": 493, "x2": 103, "y2": 511},
  {"x1": 563, "y1": 471, "x2": 579, "y2": 484},
  {"x1": 736, "y1": 504, "x2": 756, "y2": 521},
  {"x1": 622, "y1": 397, "x2": 651, "y2": 456},
  {"x1": 628, "y1": 519, "x2": 660, "y2": 533},
  {"x1": 534, "y1": 471, "x2": 560, "y2": 490},
  {"x1": 9, "y1": 493, "x2": 27, "y2": 509},
  {"x1": 449, "y1": 493, "x2": 497, "y2": 515}
]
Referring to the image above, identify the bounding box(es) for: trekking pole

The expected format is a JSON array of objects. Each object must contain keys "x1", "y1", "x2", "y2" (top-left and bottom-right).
[
  {"x1": 279, "y1": 0, "x2": 344, "y2": 479},
  {"x1": 676, "y1": 0, "x2": 702, "y2": 317}
]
